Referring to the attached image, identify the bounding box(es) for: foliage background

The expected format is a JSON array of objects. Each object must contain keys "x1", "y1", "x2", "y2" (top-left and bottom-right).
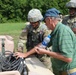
[{"x1": 0, "y1": 0, "x2": 70, "y2": 23}]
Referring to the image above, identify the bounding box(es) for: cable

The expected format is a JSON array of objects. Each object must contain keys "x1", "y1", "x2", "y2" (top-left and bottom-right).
[{"x1": 0, "y1": 51, "x2": 28, "y2": 75}]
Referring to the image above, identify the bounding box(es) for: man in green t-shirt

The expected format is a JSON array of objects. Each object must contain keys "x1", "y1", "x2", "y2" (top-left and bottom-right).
[{"x1": 35, "y1": 8, "x2": 76, "y2": 75}]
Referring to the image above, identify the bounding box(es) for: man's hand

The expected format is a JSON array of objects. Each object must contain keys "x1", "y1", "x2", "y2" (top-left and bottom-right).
[
  {"x1": 34, "y1": 47, "x2": 47, "y2": 54},
  {"x1": 14, "y1": 52, "x2": 26, "y2": 59}
]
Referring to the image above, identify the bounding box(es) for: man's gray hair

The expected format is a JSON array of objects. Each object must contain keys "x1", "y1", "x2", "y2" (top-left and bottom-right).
[{"x1": 51, "y1": 15, "x2": 62, "y2": 22}]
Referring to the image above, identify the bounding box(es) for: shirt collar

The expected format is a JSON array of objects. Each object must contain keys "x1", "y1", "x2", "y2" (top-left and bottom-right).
[{"x1": 51, "y1": 22, "x2": 61, "y2": 36}]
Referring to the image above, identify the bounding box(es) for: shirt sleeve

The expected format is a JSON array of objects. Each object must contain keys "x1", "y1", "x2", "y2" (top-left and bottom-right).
[{"x1": 17, "y1": 25, "x2": 29, "y2": 48}]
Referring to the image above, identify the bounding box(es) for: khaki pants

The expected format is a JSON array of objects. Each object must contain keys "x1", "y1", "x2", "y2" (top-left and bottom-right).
[{"x1": 0, "y1": 71, "x2": 20, "y2": 75}]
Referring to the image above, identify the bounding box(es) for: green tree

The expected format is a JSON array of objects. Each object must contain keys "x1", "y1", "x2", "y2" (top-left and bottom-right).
[{"x1": 0, "y1": 0, "x2": 70, "y2": 23}]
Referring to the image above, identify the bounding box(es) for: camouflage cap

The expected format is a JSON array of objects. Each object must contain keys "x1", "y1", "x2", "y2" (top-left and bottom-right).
[
  {"x1": 66, "y1": 0, "x2": 76, "y2": 8},
  {"x1": 28, "y1": 9, "x2": 43, "y2": 22}
]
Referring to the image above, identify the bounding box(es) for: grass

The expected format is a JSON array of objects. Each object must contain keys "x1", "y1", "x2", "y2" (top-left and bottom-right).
[{"x1": 0, "y1": 23, "x2": 26, "y2": 52}]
